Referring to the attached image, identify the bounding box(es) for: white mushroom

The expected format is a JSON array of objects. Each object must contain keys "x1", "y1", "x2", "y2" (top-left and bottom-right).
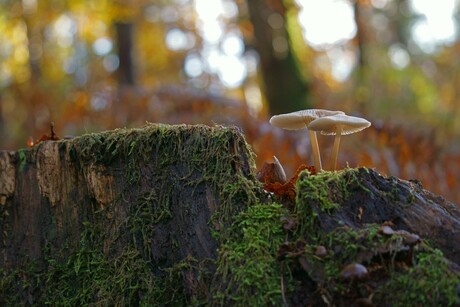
[
  {"x1": 308, "y1": 114, "x2": 371, "y2": 170},
  {"x1": 269, "y1": 109, "x2": 345, "y2": 171}
]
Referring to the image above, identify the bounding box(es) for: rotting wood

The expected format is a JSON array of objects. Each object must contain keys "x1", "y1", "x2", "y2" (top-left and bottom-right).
[{"x1": 297, "y1": 168, "x2": 460, "y2": 264}]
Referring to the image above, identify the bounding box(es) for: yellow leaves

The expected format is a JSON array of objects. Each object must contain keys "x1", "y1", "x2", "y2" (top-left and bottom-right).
[
  {"x1": 14, "y1": 45, "x2": 29, "y2": 65},
  {"x1": 0, "y1": 19, "x2": 31, "y2": 84},
  {"x1": 109, "y1": 4, "x2": 138, "y2": 23},
  {"x1": 137, "y1": 24, "x2": 170, "y2": 74},
  {"x1": 410, "y1": 74, "x2": 438, "y2": 114},
  {"x1": 12, "y1": 66, "x2": 31, "y2": 84},
  {"x1": 10, "y1": 20, "x2": 28, "y2": 44}
]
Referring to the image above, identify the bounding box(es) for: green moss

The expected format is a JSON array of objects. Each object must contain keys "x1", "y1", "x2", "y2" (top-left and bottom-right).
[
  {"x1": 42, "y1": 226, "x2": 160, "y2": 306},
  {"x1": 284, "y1": 221, "x2": 460, "y2": 305},
  {"x1": 212, "y1": 202, "x2": 288, "y2": 306},
  {"x1": 17, "y1": 149, "x2": 28, "y2": 172},
  {"x1": 0, "y1": 262, "x2": 37, "y2": 305},
  {"x1": 375, "y1": 249, "x2": 460, "y2": 306},
  {"x1": 38, "y1": 223, "x2": 193, "y2": 306},
  {"x1": 73, "y1": 123, "x2": 260, "y2": 223},
  {"x1": 295, "y1": 168, "x2": 363, "y2": 238}
]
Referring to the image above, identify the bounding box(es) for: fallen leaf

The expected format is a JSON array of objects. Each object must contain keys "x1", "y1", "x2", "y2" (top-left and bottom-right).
[{"x1": 263, "y1": 164, "x2": 315, "y2": 202}]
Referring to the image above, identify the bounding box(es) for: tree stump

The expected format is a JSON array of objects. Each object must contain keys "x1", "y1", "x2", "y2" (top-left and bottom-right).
[
  {"x1": 0, "y1": 124, "x2": 258, "y2": 305},
  {"x1": 0, "y1": 124, "x2": 459, "y2": 306}
]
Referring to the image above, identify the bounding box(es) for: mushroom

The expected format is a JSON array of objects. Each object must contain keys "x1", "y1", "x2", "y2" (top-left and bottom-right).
[
  {"x1": 379, "y1": 225, "x2": 396, "y2": 236},
  {"x1": 396, "y1": 229, "x2": 421, "y2": 266},
  {"x1": 256, "y1": 155, "x2": 287, "y2": 184},
  {"x1": 314, "y1": 245, "x2": 327, "y2": 258},
  {"x1": 269, "y1": 109, "x2": 345, "y2": 171},
  {"x1": 339, "y1": 263, "x2": 369, "y2": 281},
  {"x1": 308, "y1": 114, "x2": 371, "y2": 170}
]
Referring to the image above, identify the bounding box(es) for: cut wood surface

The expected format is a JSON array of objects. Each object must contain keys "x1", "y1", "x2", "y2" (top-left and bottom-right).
[{"x1": 0, "y1": 124, "x2": 458, "y2": 306}]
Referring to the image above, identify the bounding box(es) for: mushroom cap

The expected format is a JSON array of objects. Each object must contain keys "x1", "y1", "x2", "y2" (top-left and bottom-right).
[
  {"x1": 308, "y1": 114, "x2": 371, "y2": 135},
  {"x1": 314, "y1": 245, "x2": 327, "y2": 257},
  {"x1": 339, "y1": 263, "x2": 369, "y2": 280},
  {"x1": 269, "y1": 109, "x2": 345, "y2": 130},
  {"x1": 397, "y1": 230, "x2": 421, "y2": 246}
]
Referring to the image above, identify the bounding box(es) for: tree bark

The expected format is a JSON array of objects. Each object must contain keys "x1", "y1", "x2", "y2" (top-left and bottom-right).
[
  {"x1": 0, "y1": 94, "x2": 4, "y2": 143},
  {"x1": 353, "y1": 1, "x2": 366, "y2": 70},
  {"x1": 246, "y1": 0, "x2": 310, "y2": 115},
  {"x1": 297, "y1": 168, "x2": 460, "y2": 263},
  {"x1": 115, "y1": 22, "x2": 136, "y2": 86}
]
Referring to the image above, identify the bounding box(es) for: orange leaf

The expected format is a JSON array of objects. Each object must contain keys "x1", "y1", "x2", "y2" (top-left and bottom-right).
[{"x1": 262, "y1": 164, "x2": 315, "y2": 202}]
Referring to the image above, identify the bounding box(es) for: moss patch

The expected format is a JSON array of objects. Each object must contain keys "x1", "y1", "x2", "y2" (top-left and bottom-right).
[
  {"x1": 212, "y1": 202, "x2": 288, "y2": 306},
  {"x1": 294, "y1": 168, "x2": 364, "y2": 238},
  {"x1": 375, "y1": 249, "x2": 460, "y2": 306}
]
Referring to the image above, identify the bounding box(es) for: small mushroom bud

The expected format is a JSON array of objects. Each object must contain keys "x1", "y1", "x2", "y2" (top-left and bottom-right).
[
  {"x1": 314, "y1": 245, "x2": 327, "y2": 257},
  {"x1": 256, "y1": 156, "x2": 287, "y2": 184},
  {"x1": 295, "y1": 239, "x2": 307, "y2": 251},
  {"x1": 340, "y1": 263, "x2": 369, "y2": 281},
  {"x1": 280, "y1": 216, "x2": 297, "y2": 231},
  {"x1": 398, "y1": 230, "x2": 421, "y2": 246},
  {"x1": 382, "y1": 221, "x2": 395, "y2": 227},
  {"x1": 273, "y1": 156, "x2": 287, "y2": 184},
  {"x1": 379, "y1": 225, "x2": 396, "y2": 236},
  {"x1": 395, "y1": 230, "x2": 421, "y2": 266}
]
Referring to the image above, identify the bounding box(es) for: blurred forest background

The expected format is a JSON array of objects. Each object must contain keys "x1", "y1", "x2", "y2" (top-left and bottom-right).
[{"x1": 0, "y1": 0, "x2": 459, "y2": 205}]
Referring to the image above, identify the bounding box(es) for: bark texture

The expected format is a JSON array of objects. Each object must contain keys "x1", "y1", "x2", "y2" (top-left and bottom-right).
[{"x1": 299, "y1": 168, "x2": 460, "y2": 263}]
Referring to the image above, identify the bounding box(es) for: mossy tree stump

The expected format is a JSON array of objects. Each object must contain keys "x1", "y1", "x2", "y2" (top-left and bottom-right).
[
  {"x1": 0, "y1": 124, "x2": 459, "y2": 306},
  {"x1": 0, "y1": 124, "x2": 259, "y2": 305}
]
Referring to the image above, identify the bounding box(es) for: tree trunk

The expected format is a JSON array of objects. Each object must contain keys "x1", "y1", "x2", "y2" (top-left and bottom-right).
[
  {"x1": 246, "y1": 0, "x2": 310, "y2": 115},
  {"x1": 115, "y1": 22, "x2": 136, "y2": 86},
  {"x1": 353, "y1": 1, "x2": 366, "y2": 70},
  {"x1": 1, "y1": 125, "x2": 459, "y2": 305},
  {"x1": 20, "y1": 12, "x2": 45, "y2": 140},
  {"x1": 0, "y1": 94, "x2": 4, "y2": 143}
]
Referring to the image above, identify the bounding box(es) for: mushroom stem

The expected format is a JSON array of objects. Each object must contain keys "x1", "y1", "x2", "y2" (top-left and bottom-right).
[
  {"x1": 308, "y1": 130, "x2": 322, "y2": 171},
  {"x1": 331, "y1": 129, "x2": 342, "y2": 170}
]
